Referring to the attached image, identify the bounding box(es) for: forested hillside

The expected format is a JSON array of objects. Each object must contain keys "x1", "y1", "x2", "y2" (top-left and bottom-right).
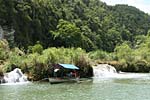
[{"x1": 0, "y1": 0, "x2": 150, "y2": 52}]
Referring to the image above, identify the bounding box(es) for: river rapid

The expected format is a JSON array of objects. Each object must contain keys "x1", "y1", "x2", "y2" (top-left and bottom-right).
[{"x1": 1, "y1": 65, "x2": 150, "y2": 100}]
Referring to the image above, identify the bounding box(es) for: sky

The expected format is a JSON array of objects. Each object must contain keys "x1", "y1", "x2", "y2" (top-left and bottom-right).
[{"x1": 101, "y1": 0, "x2": 150, "y2": 14}]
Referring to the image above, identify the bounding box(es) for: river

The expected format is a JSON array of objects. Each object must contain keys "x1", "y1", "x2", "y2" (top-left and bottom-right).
[{"x1": 1, "y1": 73, "x2": 150, "y2": 100}]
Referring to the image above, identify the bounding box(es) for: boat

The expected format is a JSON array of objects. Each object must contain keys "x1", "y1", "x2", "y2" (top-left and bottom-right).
[
  {"x1": 49, "y1": 77, "x2": 79, "y2": 84},
  {"x1": 49, "y1": 64, "x2": 80, "y2": 84}
]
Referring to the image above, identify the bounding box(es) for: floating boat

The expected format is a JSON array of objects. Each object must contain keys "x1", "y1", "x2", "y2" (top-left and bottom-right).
[
  {"x1": 49, "y1": 77, "x2": 79, "y2": 84},
  {"x1": 49, "y1": 64, "x2": 80, "y2": 84}
]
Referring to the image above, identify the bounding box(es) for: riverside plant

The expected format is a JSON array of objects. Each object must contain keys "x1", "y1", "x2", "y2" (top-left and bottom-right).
[{"x1": 2, "y1": 42, "x2": 93, "y2": 80}]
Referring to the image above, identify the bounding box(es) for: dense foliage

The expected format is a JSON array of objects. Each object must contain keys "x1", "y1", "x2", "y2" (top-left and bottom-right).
[
  {"x1": 0, "y1": 40, "x2": 92, "y2": 80},
  {"x1": 89, "y1": 34, "x2": 150, "y2": 72},
  {"x1": 0, "y1": 0, "x2": 150, "y2": 52},
  {"x1": 1, "y1": 0, "x2": 150, "y2": 79}
]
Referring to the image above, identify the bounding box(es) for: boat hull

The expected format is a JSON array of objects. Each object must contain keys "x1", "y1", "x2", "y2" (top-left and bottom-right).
[{"x1": 49, "y1": 78, "x2": 78, "y2": 84}]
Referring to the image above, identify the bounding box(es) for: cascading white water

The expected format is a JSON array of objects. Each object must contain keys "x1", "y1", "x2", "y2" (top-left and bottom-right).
[
  {"x1": 93, "y1": 64, "x2": 117, "y2": 78},
  {"x1": 93, "y1": 64, "x2": 150, "y2": 79},
  {"x1": 0, "y1": 68, "x2": 29, "y2": 85}
]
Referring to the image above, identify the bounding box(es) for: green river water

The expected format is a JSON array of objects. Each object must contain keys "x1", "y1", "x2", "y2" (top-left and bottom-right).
[{"x1": 1, "y1": 73, "x2": 150, "y2": 100}]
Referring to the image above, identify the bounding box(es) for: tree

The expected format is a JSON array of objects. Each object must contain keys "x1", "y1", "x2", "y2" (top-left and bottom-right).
[
  {"x1": 115, "y1": 42, "x2": 133, "y2": 62},
  {"x1": 52, "y1": 19, "x2": 96, "y2": 51}
]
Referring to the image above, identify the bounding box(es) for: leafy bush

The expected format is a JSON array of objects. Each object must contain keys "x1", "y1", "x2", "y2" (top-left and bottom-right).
[
  {"x1": 6, "y1": 47, "x2": 92, "y2": 80},
  {"x1": 31, "y1": 44, "x2": 43, "y2": 54},
  {"x1": 75, "y1": 55, "x2": 93, "y2": 77},
  {"x1": 0, "y1": 48, "x2": 7, "y2": 60},
  {"x1": 88, "y1": 50, "x2": 114, "y2": 61}
]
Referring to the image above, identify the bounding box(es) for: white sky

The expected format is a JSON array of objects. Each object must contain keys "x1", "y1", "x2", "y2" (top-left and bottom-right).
[{"x1": 101, "y1": 0, "x2": 150, "y2": 14}]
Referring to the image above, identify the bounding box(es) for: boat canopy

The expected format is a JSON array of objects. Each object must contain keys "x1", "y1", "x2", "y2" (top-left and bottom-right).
[{"x1": 59, "y1": 64, "x2": 79, "y2": 70}]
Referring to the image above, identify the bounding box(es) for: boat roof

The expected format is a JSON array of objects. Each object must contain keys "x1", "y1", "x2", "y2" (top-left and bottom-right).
[{"x1": 59, "y1": 64, "x2": 79, "y2": 70}]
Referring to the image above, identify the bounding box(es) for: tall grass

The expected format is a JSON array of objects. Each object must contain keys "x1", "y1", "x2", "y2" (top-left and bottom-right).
[{"x1": 1, "y1": 41, "x2": 93, "y2": 80}]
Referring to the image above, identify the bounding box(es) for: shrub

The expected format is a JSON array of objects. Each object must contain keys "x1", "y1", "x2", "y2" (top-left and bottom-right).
[
  {"x1": 88, "y1": 50, "x2": 116, "y2": 62},
  {"x1": 0, "y1": 66, "x2": 4, "y2": 77},
  {"x1": 75, "y1": 54, "x2": 93, "y2": 77},
  {"x1": 31, "y1": 44, "x2": 43, "y2": 54}
]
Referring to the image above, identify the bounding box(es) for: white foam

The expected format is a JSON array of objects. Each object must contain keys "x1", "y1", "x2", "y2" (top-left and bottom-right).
[
  {"x1": 1, "y1": 68, "x2": 29, "y2": 85},
  {"x1": 93, "y1": 64, "x2": 117, "y2": 78},
  {"x1": 0, "y1": 81, "x2": 30, "y2": 86},
  {"x1": 93, "y1": 64, "x2": 150, "y2": 79}
]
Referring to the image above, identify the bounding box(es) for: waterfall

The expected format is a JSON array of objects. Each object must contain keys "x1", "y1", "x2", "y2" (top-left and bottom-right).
[
  {"x1": 93, "y1": 64, "x2": 150, "y2": 79},
  {"x1": 0, "y1": 68, "x2": 29, "y2": 85},
  {"x1": 93, "y1": 64, "x2": 117, "y2": 78}
]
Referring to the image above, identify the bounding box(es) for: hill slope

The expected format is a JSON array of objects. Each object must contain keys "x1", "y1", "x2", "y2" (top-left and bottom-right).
[{"x1": 0, "y1": 0, "x2": 150, "y2": 52}]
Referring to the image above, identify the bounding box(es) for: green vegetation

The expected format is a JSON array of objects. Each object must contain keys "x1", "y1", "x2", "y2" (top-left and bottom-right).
[
  {"x1": 114, "y1": 35, "x2": 150, "y2": 72},
  {"x1": 1, "y1": 0, "x2": 150, "y2": 80},
  {"x1": 89, "y1": 35, "x2": 150, "y2": 72},
  {"x1": 0, "y1": 0, "x2": 150, "y2": 52},
  {"x1": 0, "y1": 40, "x2": 92, "y2": 80}
]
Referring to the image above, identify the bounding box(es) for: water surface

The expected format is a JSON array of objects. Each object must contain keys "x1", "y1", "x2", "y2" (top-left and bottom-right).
[{"x1": 1, "y1": 73, "x2": 150, "y2": 100}]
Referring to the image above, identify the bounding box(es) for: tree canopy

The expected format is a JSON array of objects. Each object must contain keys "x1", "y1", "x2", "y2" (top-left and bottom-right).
[{"x1": 0, "y1": 0, "x2": 150, "y2": 52}]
